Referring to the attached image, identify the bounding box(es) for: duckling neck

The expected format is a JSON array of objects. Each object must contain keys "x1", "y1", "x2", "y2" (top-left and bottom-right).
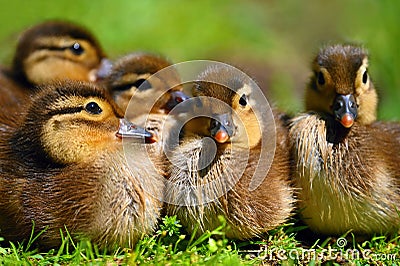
[
  {"x1": 9, "y1": 128, "x2": 63, "y2": 169},
  {"x1": 9, "y1": 65, "x2": 32, "y2": 88},
  {"x1": 325, "y1": 116, "x2": 352, "y2": 144},
  {"x1": 167, "y1": 136, "x2": 256, "y2": 206}
]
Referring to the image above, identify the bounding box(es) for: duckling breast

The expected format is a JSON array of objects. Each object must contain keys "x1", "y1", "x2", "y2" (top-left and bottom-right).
[
  {"x1": 289, "y1": 113, "x2": 400, "y2": 235},
  {"x1": 165, "y1": 134, "x2": 293, "y2": 239},
  {"x1": 88, "y1": 145, "x2": 163, "y2": 247},
  {"x1": 10, "y1": 145, "x2": 165, "y2": 249}
]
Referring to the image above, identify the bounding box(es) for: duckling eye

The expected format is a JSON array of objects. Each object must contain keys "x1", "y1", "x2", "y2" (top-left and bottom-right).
[
  {"x1": 239, "y1": 94, "x2": 247, "y2": 107},
  {"x1": 69, "y1": 42, "x2": 84, "y2": 55},
  {"x1": 317, "y1": 71, "x2": 325, "y2": 85},
  {"x1": 85, "y1": 102, "x2": 102, "y2": 115},
  {"x1": 362, "y1": 70, "x2": 368, "y2": 84}
]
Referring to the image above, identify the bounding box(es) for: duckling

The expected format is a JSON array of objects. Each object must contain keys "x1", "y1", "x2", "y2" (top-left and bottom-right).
[
  {"x1": 0, "y1": 20, "x2": 109, "y2": 109},
  {"x1": 289, "y1": 44, "x2": 400, "y2": 236},
  {"x1": 164, "y1": 65, "x2": 294, "y2": 239},
  {"x1": 13, "y1": 20, "x2": 108, "y2": 85},
  {"x1": 0, "y1": 81, "x2": 163, "y2": 249},
  {"x1": 103, "y1": 52, "x2": 188, "y2": 118},
  {"x1": 305, "y1": 44, "x2": 377, "y2": 127},
  {"x1": 102, "y1": 52, "x2": 189, "y2": 175}
]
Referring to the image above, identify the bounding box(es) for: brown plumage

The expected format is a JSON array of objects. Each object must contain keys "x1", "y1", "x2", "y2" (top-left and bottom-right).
[
  {"x1": 0, "y1": 20, "x2": 108, "y2": 110},
  {"x1": 165, "y1": 65, "x2": 294, "y2": 239},
  {"x1": 102, "y1": 52, "x2": 189, "y2": 176},
  {"x1": 290, "y1": 44, "x2": 400, "y2": 236},
  {"x1": 13, "y1": 20, "x2": 107, "y2": 85},
  {"x1": 0, "y1": 66, "x2": 29, "y2": 113},
  {"x1": 305, "y1": 44, "x2": 377, "y2": 126},
  {"x1": 103, "y1": 52, "x2": 188, "y2": 118},
  {"x1": 0, "y1": 81, "x2": 163, "y2": 249}
]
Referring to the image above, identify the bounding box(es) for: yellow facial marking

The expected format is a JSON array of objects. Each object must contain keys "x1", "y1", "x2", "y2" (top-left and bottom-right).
[
  {"x1": 354, "y1": 57, "x2": 370, "y2": 96},
  {"x1": 40, "y1": 96, "x2": 118, "y2": 164},
  {"x1": 24, "y1": 36, "x2": 101, "y2": 84},
  {"x1": 305, "y1": 66, "x2": 336, "y2": 114},
  {"x1": 231, "y1": 85, "x2": 261, "y2": 148}
]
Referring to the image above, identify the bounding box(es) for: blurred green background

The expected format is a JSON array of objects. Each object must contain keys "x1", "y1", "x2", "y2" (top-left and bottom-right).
[{"x1": 0, "y1": 0, "x2": 398, "y2": 120}]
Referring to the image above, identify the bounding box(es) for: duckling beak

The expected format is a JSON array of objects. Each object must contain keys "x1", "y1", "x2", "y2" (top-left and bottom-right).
[
  {"x1": 116, "y1": 118, "x2": 153, "y2": 140},
  {"x1": 90, "y1": 58, "x2": 113, "y2": 81},
  {"x1": 209, "y1": 113, "x2": 235, "y2": 143},
  {"x1": 332, "y1": 94, "x2": 358, "y2": 128},
  {"x1": 164, "y1": 91, "x2": 190, "y2": 112}
]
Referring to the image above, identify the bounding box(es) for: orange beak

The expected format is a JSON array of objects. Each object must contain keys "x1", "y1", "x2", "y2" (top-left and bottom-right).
[
  {"x1": 209, "y1": 113, "x2": 234, "y2": 143},
  {"x1": 332, "y1": 94, "x2": 358, "y2": 128}
]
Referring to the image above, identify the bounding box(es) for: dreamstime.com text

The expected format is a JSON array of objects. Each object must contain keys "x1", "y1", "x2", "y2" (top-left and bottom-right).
[
  {"x1": 255, "y1": 247, "x2": 397, "y2": 262},
  {"x1": 241, "y1": 238, "x2": 397, "y2": 262}
]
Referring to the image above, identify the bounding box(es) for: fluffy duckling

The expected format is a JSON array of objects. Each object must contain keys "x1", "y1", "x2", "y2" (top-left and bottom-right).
[
  {"x1": 0, "y1": 81, "x2": 163, "y2": 249},
  {"x1": 165, "y1": 65, "x2": 294, "y2": 239},
  {"x1": 13, "y1": 20, "x2": 108, "y2": 85},
  {"x1": 289, "y1": 44, "x2": 400, "y2": 236},
  {"x1": 305, "y1": 44, "x2": 377, "y2": 127},
  {"x1": 0, "y1": 20, "x2": 109, "y2": 109},
  {"x1": 103, "y1": 52, "x2": 188, "y2": 118},
  {"x1": 102, "y1": 52, "x2": 189, "y2": 174}
]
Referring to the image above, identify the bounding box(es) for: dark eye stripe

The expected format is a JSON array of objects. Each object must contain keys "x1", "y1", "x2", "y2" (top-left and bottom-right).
[
  {"x1": 47, "y1": 106, "x2": 84, "y2": 116},
  {"x1": 36, "y1": 45, "x2": 66, "y2": 52},
  {"x1": 112, "y1": 79, "x2": 152, "y2": 91},
  {"x1": 36, "y1": 43, "x2": 84, "y2": 54},
  {"x1": 112, "y1": 84, "x2": 135, "y2": 92}
]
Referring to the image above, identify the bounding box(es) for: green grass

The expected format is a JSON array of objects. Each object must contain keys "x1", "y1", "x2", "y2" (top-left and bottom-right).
[
  {"x1": 0, "y1": 216, "x2": 398, "y2": 265},
  {"x1": 0, "y1": 0, "x2": 399, "y2": 265}
]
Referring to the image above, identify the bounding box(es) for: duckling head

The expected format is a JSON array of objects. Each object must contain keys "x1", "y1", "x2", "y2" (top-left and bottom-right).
[
  {"x1": 12, "y1": 20, "x2": 107, "y2": 86},
  {"x1": 11, "y1": 80, "x2": 150, "y2": 167},
  {"x1": 184, "y1": 65, "x2": 262, "y2": 149},
  {"x1": 305, "y1": 44, "x2": 378, "y2": 127},
  {"x1": 103, "y1": 52, "x2": 189, "y2": 116}
]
